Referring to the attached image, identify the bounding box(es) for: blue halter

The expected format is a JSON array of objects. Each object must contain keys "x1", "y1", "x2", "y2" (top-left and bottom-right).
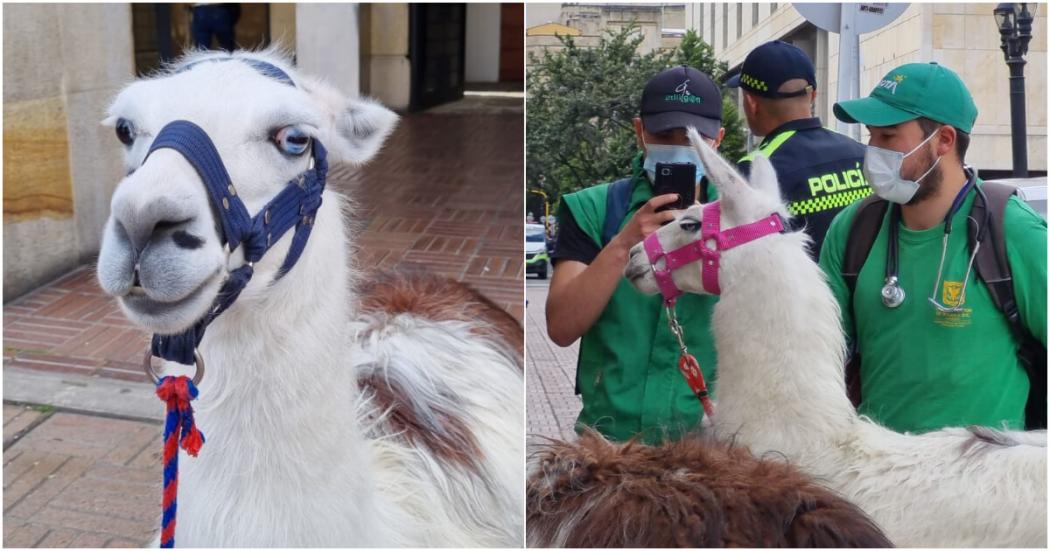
[{"x1": 144, "y1": 120, "x2": 329, "y2": 366}]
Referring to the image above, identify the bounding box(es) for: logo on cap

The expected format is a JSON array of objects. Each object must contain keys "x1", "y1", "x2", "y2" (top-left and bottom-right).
[
  {"x1": 876, "y1": 74, "x2": 906, "y2": 95},
  {"x1": 664, "y1": 79, "x2": 703, "y2": 105}
]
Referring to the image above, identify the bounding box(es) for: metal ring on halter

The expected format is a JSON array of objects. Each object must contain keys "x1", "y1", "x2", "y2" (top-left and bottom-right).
[{"x1": 143, "y1": 349, "x2": 205, "y2": 386}]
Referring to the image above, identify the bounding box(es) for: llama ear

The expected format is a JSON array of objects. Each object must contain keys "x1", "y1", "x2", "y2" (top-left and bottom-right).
[
  {"x1": 329, "y1": 97, "x2": 400, "y2": 165},
  {"x1": 688, "y1": 127, "x2": 746, "y2": 200},
  {"x1": 746, "y1": 152, "x2": 782, "y2": 201}
]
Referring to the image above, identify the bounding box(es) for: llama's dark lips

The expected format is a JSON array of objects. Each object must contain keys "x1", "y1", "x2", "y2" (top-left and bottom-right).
[
  {"x1": 624, "y1": 263, "x2": 647, "y2": 282},
  {"x1": 120, "y1": 270, "x2": 221, "y2": 317}
]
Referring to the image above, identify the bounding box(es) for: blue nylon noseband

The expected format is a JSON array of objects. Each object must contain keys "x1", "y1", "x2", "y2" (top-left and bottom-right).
[{"x1": 145, "y1": 120, "x2": 328, "y2": 365}]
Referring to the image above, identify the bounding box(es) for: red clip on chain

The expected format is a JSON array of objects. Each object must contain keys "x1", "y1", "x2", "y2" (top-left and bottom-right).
[{"x1": 678, "y1": 353, "x2": 715, "y2": 419}]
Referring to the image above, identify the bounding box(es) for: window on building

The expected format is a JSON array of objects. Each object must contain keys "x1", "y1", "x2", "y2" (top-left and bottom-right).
[
  {"x1": 771, "y1": 3, "x2": 778, "y2": 13},
  {"x1": 736, "y1": 3, "x2": 742, "y2": 39},
  {"x1": 722, "y1": 3, "x2": 727, "y2": 50},
  {"x1": 752, "y1": 3, "x2": 759, "y2": 26},
  {"x1": 132, "y1": 4, "x2": 270, "y2": 76}
]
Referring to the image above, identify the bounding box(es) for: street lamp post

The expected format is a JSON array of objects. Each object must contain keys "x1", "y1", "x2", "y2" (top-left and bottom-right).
[{"x1": 994, "y1": 3, "x2": 1037, "y2": 177}]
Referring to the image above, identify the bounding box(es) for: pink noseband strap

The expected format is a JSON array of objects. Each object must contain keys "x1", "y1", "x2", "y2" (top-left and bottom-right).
[{"x1": 643, "y1": 201, "x2": 785, "y2": 304}]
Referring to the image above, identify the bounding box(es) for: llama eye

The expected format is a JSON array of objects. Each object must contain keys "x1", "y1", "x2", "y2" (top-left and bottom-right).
[
  {"x1": 115, "y1": 118, "x2": 135, "y2": 146},
  {"x1": 273, "y1": 126, "x2": 311, "y2": 156},
  {"x1": 680, "y1": 221, "x2": 701, "y2": 233}
]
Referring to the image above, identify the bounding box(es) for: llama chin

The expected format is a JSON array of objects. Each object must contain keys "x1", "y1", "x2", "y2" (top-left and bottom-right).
[{"x1": 97, "y1": 48, "x2": 523, "y2": 547}]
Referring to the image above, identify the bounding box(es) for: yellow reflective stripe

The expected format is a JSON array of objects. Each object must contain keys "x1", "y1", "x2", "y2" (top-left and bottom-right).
[
  {"x1": 738, "y1": 130, "x2": 797, "y2": 163},
  {"x1": 788, "y1": 187, "x2": 874, "y2": 216},
  {"x1": 759, "y1": 130, "x2": 795, "y2": 157}
]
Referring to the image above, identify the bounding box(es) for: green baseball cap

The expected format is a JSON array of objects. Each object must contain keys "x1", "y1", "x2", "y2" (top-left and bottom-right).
[{"x1": 833, "y1": 62, "x2": 978, "y2": 133}]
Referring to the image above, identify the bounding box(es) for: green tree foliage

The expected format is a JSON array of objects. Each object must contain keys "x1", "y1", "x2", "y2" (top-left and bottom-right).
[
  {"x1": 674, "y1": 30, "x2": 747, "y2": 164},
  {"x1": 528, "y1": 26, "x2": 748, "y2": 202}
]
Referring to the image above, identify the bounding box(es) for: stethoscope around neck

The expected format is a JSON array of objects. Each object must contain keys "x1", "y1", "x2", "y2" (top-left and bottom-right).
[{"x1": 881, "y1": 167, "x2": 990, "y2": 312}]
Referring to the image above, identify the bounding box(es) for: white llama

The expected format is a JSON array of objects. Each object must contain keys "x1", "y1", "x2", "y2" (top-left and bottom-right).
[
  {"x1": 95, "y1": 49, "x2": 523, "y2": 547},
  {"x1": 623, "y1": 129, "x2": 1046, "y2": 547}
]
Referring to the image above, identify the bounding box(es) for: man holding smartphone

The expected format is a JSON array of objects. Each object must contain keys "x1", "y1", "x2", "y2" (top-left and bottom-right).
[{"x1": 546, "y1": 66, "x2": 725, "y2": 443}]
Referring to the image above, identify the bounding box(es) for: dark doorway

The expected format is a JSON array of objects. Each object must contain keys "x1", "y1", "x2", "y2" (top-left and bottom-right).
[
  {"x1": 499, "y1": 3, "x2": 524, "y2": 83},
  {"x1": 131, "y1": 3, "x2": 270, "y2": 76},
  {"x1": 409, "y1": 3, "x2": 467, "y2": 111}
]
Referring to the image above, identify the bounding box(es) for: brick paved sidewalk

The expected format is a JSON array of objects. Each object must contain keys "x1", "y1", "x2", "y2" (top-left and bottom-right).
[
  {"x1": 525, "y1": 281, "x2": 581, "y2": 444},
  {"x1": 4, "y1": 404, "x2": 160, "y2": 547}
]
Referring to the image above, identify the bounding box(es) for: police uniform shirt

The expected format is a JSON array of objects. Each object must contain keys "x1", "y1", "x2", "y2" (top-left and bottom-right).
[{"x1": 737, "y1": 117, "x2": 869, "y2": 258}]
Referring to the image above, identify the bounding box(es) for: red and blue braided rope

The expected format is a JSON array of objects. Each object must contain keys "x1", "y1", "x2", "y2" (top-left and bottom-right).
[{"x1": 156, "y1": 376, "x2": 205, "y2": 548}]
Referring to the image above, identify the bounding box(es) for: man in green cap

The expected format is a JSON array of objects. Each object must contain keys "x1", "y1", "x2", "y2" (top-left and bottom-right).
[{"x1": 819, "y1": 62, "x2": 1046, "y2": 433}]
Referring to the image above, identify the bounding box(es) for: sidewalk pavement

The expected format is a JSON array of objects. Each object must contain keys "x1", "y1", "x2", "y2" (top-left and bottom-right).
[
  {"x1": 2, "y1": 105, "x2": 524, "y2": 547},
  {"x1": 4, "y1": 404, "x2": 160, "y2": 547},
  {"x1": 525, "y1": 280, "x2": 582, "y2": 444}
]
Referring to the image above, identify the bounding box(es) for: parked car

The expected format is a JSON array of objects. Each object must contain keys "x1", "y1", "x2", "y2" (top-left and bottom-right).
[
  {"x1": 985, "y1": 177, "x2": 1046, "y2": 218},
  {"x1": 525, "y1": 223, "x2": 549, "y2": 279}
]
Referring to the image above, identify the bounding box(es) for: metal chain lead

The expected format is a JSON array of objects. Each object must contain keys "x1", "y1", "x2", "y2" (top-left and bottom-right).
[{"x1": 666, "y1": 304, "x2": 689, "y2": 356}]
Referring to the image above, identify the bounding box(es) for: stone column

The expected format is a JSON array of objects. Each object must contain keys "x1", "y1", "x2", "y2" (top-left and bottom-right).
[
  {"x1": 296, "y1": 4, "x2": 360, "y2": 96},
  {"x1": 365, "y1": 3, "x2": 411, "y2": 110},
  {"x1": 466, "y1": 3, "x2": 501, "y2": 83}
]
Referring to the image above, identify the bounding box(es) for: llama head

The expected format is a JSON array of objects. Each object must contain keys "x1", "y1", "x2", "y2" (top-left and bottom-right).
[
  {"x1": 625, "y1": 128, "x2": 790, "y2": 296},
  {"x1": 96, "y1": 49, "x2": 398, "y2": 334}
]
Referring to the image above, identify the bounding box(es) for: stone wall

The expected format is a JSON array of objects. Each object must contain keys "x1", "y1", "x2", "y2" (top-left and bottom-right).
[{"x1": 3, "y1": 4, "x2": 134, "y2": 301}]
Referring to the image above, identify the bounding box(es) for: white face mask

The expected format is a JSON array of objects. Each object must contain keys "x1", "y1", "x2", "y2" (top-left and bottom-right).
[
  {"x1": 863, "y1": 130, "x2": 942, "y2": 204},
  {"x1": 642, "y1": 142, "x2": 706, "y2": 184}
]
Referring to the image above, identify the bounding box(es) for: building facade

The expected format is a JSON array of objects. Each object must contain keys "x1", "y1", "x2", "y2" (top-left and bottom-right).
[
  {"x1": 686, "y1": 3, "x2": 1047, "y2": 177},
  {"x1": 526, "y1": 3, "x2": 686, "y2": 68},
  {"x1": 3, "y1": 3, "x2": 522, "y2": 301}
]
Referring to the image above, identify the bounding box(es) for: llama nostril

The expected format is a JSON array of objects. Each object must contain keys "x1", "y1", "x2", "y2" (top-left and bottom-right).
[{"x1": 172, "y1": 230, "x2": 204, "y2": 250}]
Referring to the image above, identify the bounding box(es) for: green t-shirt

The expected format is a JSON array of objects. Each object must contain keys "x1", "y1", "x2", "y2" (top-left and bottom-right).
[
  {"x1": 819, "y1": 181, "x2": 1047, "y2": 433},
  {"x1": 558, "y1": 158, "x2": 719, "y2": 444}
]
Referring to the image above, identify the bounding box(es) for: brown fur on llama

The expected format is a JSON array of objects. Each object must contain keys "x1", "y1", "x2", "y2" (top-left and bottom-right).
[
  {"x1": 528, "y1": 431, "x2": 893, "y2": 547},
  {"x1": 359, "y1": 269, "x2": 524, "y2": 363}
]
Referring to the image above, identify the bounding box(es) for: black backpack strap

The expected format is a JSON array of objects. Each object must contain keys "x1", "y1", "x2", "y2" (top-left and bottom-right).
[
  {"x1": 970, "y1": 182, "x2": 1019, "y2": 323},
  {"x1": 601, "y1": 177, "x2": 636, "y2": 247},
  {"x1": 842, "y1": 195, "x2": 890, "y2": 295},
  {"x1": 969, "y1": 182, "x2": 1046, "y2": 429},
  {"x1": 841, "y1": 195, "x2": 889, "y2": 408}
]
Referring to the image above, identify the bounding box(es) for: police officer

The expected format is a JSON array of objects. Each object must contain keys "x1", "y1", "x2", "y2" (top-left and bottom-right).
[
  {"x1": 728, "y1": 40, "x2": 869, "y2": 258},
  {"x1": 546, "y1": 66, "x2": 725, "y2": 443}
]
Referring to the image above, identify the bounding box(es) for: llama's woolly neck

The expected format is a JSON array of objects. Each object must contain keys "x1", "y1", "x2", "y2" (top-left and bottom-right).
[
  {"x1": 192, "y1": 191, "x2": 360, "y2": 443},
  {"x1": 710, "y1": 232, "x2": 857, "y2": 450}
]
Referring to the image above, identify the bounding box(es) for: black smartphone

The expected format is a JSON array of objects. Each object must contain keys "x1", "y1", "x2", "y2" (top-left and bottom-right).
[{"x1": 652, "y1": 162, "x2": 696, "y2": 212}]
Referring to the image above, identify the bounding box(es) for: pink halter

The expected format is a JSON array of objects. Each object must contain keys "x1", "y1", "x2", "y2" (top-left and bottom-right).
[{"x1": 643, "y1": 201, "x2": 785, "y2": 305}]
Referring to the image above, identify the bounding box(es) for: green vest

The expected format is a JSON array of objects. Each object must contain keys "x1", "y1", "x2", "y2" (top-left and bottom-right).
[{"x1": 559, "y1": 156, "x2": 719, "y2": 443}]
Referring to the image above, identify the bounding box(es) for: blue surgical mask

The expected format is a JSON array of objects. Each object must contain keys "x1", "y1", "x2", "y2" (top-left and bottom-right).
[{"x1": 643, "y1": 143, "x2": 706, "y2": 184}]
